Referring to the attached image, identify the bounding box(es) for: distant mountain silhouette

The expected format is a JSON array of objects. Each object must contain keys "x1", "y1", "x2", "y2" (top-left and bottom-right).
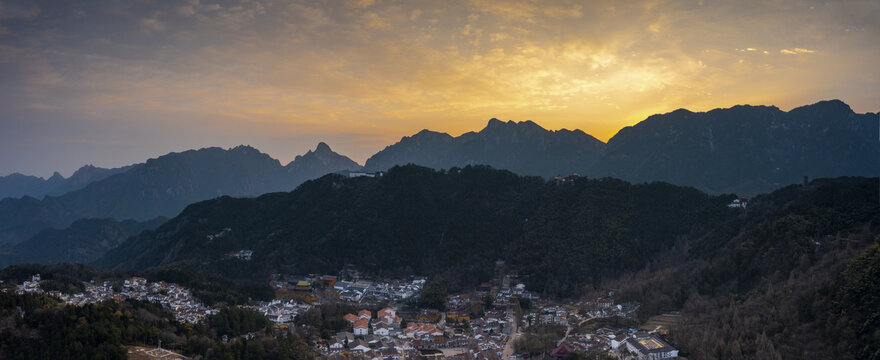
[
  {"x1": 0, "y1": 217, "x2": 166, "y2": 268},
  {"x1": 0, "y1": 143, "x2": 360, "y2": 245},
  {"x1": 285, "y1": 142, "x2": 363, "y2": 184},
  {"x1": 365, "y1": 119, "x2": 605, "y2": 177},
  {"x1": 365, "y1": 100, "x2": 879, "y2": 195},
  {"x1": 0, "y1": 164, "x2": 135, "y2": 200},
  {"x1": 592, "y1": 100, "x2": 880, "y2": 194}
]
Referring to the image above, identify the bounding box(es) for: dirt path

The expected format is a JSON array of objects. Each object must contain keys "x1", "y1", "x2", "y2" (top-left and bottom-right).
[
  {"x1": 558, "y1": 325, "x2": 572, "y2": 346},
  {"x1": 501, "y1": 314, "x2": 520, "y2": 359}
]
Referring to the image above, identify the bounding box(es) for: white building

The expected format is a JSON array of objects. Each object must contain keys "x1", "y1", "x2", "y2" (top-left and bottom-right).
[{"x1": 625, "y1": 333, "x2": 679, "y2": 359}]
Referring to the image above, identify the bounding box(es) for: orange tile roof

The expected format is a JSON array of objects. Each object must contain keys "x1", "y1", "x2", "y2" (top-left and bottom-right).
[{"x1": 354, "y1": 318, "x2": 369, "y2": 328}]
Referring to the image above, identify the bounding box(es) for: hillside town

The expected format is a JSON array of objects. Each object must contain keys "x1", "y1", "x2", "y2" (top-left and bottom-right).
[
  {"x1": 257, "y1": 270, "x2": 671, "y2": 359},
  {"x1": 7, "y1": 269, "x2": 677, "y2": 359},
  {"x1": 11, "y1": 274, "x2": 219, "y2": 324}
]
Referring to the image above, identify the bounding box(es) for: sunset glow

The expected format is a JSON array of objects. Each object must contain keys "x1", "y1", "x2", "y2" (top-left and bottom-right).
[{"x1": 1, "y1": 0, "x2": 878, "y2": 176}]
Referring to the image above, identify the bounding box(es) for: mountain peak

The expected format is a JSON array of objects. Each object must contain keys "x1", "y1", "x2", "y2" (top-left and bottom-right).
[
  {"x1": 791, "y1": 99, "x2": 853, "y2": 114},
  {"x1": 315, "y1": 142, "x2": 332, "y2": 153},
  {"x1": 486, "y1": 118, "x2": 505, "y2": 129},
  {"x1": 518, "y1": 120, "x2": 546, "y2": 131}
]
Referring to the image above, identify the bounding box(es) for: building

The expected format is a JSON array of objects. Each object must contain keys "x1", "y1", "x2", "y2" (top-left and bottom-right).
[
  {"x1": 728, "y1": 197, "x2": 748, "y2": 208},
  {"x1": 344, "y1": 313, "x2": 358, "y2": 323},
  {"x1": 350, "y1": 339, "x2": 371, "y2": 352},
  {"x1": 320, "y1": 275, "x2": 338, "y2": 288},
  {"x1": 624, "y1": 333, "x2": 679, "y2": 359},
  {"x1": 550, "y1": 342, "x2": 574, "y2": 358},
  {"x1": 376, "y1": 307, "x2": 401, "y2": 326},
  {"x1": 374, "y1": 323, "x2": 392, "y2": 336},
  {"x1": 353, "y1": 318, "x2": 370, "y2": 336},
  {"x1": 358, "y1": 309, "x2": 372, "y2": 320}
]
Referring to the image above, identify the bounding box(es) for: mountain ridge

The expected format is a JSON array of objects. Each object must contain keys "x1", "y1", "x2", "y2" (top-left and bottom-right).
[{"x1": 0, "y1": 143, "x2": 360, "y2": 245}]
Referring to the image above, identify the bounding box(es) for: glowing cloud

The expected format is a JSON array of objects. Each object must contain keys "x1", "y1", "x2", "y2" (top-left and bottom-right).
[{"x1": 0, "y1": 0, "x2": 878, "y2": 176}]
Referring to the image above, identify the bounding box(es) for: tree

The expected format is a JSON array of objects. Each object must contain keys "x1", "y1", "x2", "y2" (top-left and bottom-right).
[{"x1": 419, "y1": 276, "x2": 449, "y2": 310}]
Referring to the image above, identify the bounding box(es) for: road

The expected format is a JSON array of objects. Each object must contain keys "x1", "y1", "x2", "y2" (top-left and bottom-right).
[
  {"x1": 558, "y1": 313, "x2": 594, "y2": 346},
  {"x1": 501, "y1": 313, "x2": 521, "y2": 359}
]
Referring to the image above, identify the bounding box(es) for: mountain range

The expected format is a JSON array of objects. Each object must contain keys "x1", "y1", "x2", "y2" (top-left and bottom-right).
[
  {"x1": 592, "y1": 100, "x2": 879, "y2": 194},
  {"x1": 0, "y1": 143, "x2": 360, "y2": 245},
  {"x1": 0, "y1": 164, "x2": 135, "y2": 200},
  {"x1": 365, "y1": 100, "x2": 878, "y2": 195},
  {"x1": 0, "y1": 99, "x2": 876, "y2": 253},
  {"x1": 364, "y1": 118, "x2": 606, "y2": 177},
  {"x1": 0, "y1": 217, "x2": 166, "y2": 268}
]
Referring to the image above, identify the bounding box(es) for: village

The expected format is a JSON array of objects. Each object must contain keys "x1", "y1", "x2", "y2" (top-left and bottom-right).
[
  {"x1": 258, "y1": 267, "x2": 678, "y2": 360},
  {"x1": 7, "y1": 269, "x2": 679, "y2": 359},
  {"x1": 10, "y1": 274, "x2": 220, "y2": 324}
]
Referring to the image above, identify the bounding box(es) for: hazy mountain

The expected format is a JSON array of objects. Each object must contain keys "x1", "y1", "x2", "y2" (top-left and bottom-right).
[
  {"x1": 592, "y1": 100, "x2": 880, "y2": 195},
  {"x1": 0, "y1": 164, "x2": 135, "y2": 200},
  {"x1": 364, "y1": 118, "x2": 606, "y2": 177},
  {"x1": 283, "y1": 142, "x2": 362, "y2": 183},
  {"x1": 0, "y1": 143, "x2": 361, "y2": 245},
  {"x1": 364, "y1": 100, "x2": 879, "y2": 196},
  {"x1": 0, "y1": 217, "x2": 166, "y2": 268}
]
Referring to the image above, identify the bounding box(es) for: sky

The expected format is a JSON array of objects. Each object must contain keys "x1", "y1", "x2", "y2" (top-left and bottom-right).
[{"x1": 1, "y1": 0, "x2": 878, "y2": 177}]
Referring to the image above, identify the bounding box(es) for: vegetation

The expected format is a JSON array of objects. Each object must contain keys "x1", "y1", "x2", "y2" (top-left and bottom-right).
[
  {"x1": 97, "y1": 165, "x2": 732, "y2": 298},
  {"x1": 0, "y1": 292, "x2": 313, "y2": 359},
  {"x1": 607, "y1": 177, "x2": 880, "y2": 359},
  {"x1": 294, "y1": 302, "x2": 360, "y2": 339},
  {"x1": 514, "y1": 324, "x2": 567, "y2": 355},
  {"x1": 418, "y1": 276, "x2": 449, "y2": 310},
  {"x1": 2, "y1": 166, "x2": 877, "y2": 359},
  {"x1": 832, "y1": 244, "x2": 880, "y2": 359},
  {"x1": 207, "y1": 307, "x2": 271, "y2": 338}
]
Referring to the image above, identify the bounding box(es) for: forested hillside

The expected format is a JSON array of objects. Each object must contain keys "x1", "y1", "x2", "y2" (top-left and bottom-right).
[
  {"x1": 607, "y1": 177, "x2": 879, "y2": 359},
  {"x1": 96, "y1": 165, "x2": 732, "y2": 296}
]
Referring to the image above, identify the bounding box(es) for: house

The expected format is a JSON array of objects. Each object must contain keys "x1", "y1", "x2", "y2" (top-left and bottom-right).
[
  {"x1": 335, "y1": 331, "x2": 355, "y2": 344},
  {"x1": 446, "y1": 310, "x2": 471, "y2": 323},
  {"x1": 294, "y1": 280, "x2": 311, "y2": 292},
  {"x1": 403, "y1": 322, "x2": 444, "y2": 339},
  {"x1": 374, "y1": 323, "x2": 391, "y2": 336},
  {"x1": 358, "y1": 309, "x2": 372, "y2": 320},
  {"x1": 625, "y1": 333, "x2": 679, "y2": 359},
  {"x1": 550, "y1": 342, "x2": 574, "y2": 358},
  {"x1": 351, "y1": 339, "x2": 371, "y2": 352},
  {"x1": 320, "y1": 275, "x2": 338, "y2": 288},
  {"x1": 417, "y1": 309, "x2": 440, "y2": 322},
  {"x1": 728, "y1": 197, "x2": 748, "y2": 209},
  {"x1": 328, "y1": 338, "x2": 344, "y2": 351},
  {"x1": 376, "y1": 307, "x2": 401, "y2": 326},
  {"x1": 344, "y1": 313, "x2": 358, "y2": 323},
  {"x1": 354, "y1": 318, "x2": 370, "y2": 336}
]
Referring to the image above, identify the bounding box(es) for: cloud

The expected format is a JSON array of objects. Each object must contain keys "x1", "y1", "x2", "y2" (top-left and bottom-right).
[
  {"x1": 141, "y1": 18, "x2": 165, "y2": 34},
  {"x1": 351, "y1": 0, "x2": 375, "y2": 8},
  {"x1": 362, "y1": 12, "x2": 390, "y2": 29},
  {"x1": 0, "y1": 0, "x2": 878, "y2": 175},
  {"x1": 0, "y1": 2, "x2": 40, "y2": 20},
  {"x1": 780, "y1": 48, "x2": 816, "y2": 55},
  {"x1": 177, "y1": 0, "x2": 199, "y2": 16},
  {"x1": 543, "y1": 5, "x2": 583, "y2": 19}
]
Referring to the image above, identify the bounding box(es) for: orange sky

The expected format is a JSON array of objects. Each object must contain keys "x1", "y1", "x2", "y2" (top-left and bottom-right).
[{"x1": 1, "y1": 0, "x2": 878, "y2": 176}]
